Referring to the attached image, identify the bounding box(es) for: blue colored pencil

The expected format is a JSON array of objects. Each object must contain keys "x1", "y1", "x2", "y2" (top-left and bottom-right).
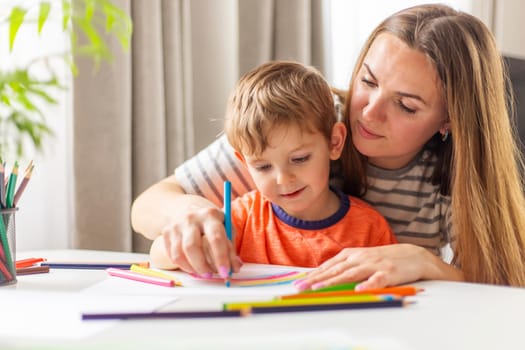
[
  {"x1": 82, "y1": 310, "x2": 243, "y2": 321},
  {"x1": 41, "y1": 261, "x2": 149, "y2": 270},
  {"x1": 250, "y1": 299, "x2": 407, "y2": 314},
  {"x1": 223, "y1": 181, "x2": 232, "y2": 287}
]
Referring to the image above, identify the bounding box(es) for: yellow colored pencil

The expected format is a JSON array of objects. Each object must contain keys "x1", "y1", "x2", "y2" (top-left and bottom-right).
[
  {"x1": 224, "y1": 294, "x2": 394, "y2": 311},
  {"x1": 278, "y1": 285, "x2": 423, "y2": 300},
  {"x1": 130, "y1": 264, "x2": 183, "y2": 286}
]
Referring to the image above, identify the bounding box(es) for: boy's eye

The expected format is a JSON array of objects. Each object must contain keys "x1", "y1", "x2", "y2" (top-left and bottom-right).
[
  {"x1": 255, "y1": 164, "x2": 272, "y2": 172},
  {"x1": 292, "y1": 155, "x2": 311, "y2": 164}
]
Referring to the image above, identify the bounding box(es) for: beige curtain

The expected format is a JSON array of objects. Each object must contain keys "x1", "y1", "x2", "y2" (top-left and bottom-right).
[{"x1": 72, "y1": 0, "x2": 327, "y2": 252}]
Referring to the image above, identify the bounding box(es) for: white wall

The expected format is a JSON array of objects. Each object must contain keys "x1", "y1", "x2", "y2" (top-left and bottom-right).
[{"x1": 493, "y1": 0, "x2": 525, "y2": 60}]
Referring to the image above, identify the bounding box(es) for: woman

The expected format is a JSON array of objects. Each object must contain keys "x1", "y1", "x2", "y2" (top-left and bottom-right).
[{"x1": 131, "y1": 4, "x2": 525, "y2": 289}]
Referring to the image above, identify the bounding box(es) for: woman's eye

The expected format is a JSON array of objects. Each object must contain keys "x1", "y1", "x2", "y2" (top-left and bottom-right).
[
  {"x1": 398, "y1": 101, "x2": 416, "y2": 114},
  {"x1": 292, "y1": 155, "x2": 311, "y2": 164},
  {"x1": 361, "y1": 78, "x2": 376, "y2": 87}
]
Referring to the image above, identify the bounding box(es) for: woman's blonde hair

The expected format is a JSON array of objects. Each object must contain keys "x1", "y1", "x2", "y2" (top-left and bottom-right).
[
  {"x1": 340, "y1": 4, "x2": 525, "y2": 286},
  {"x1": 224, "y1": 61, "x2": 335, "y2": 156}
]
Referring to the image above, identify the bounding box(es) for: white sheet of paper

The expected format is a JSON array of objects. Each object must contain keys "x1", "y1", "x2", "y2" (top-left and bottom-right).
[
  {"x1": 0, "y1": 290, "x2": 177, "y2": 339},
  {"x1": 84, "y1": 263, "x2": 312, "y2": 299}
]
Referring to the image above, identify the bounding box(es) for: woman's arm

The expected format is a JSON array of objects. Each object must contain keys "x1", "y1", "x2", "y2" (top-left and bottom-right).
[
  {"x1": 131, "y1": 174, "x2": 242, "y2": 275},
  {"x1": 131, "y1": 174, "x2": 216, "y2": 241},
  {"x1": 295, "y1": 244, "x2": 464, "y2": 291}
]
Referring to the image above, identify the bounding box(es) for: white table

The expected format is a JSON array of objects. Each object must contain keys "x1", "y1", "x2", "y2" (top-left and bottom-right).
[{"x1": 2, "y1": 249, "x2": 524, "y2": 350}]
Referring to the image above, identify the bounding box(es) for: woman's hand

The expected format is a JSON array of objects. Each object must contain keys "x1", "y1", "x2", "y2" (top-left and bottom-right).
[
  {"x1": 131, "y1": 174, "x2": 242, "y2": 276},
  {"x1": 294, "y1": 244, "x2": 463, "y2": 291},
  {"x1": 161, "y1": 206, "x2": 242, "y2": 277}
]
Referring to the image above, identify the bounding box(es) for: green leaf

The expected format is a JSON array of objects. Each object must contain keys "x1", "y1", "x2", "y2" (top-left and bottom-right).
[
  {"x1": 62, "y1": 0, "x2": 72, "y2": 31},
  {"x1": 102, "y1": 1, "x2": 132, "y2": 50},
  {"x1": 84, "y1": 0, "x2": 95, "y2": 21},
  {"x1": 8, "y1": 7, "x2": 28, "y2": 51},
  {"x1": 38, "y1": 2, "x2": 51, "y2": 34}
]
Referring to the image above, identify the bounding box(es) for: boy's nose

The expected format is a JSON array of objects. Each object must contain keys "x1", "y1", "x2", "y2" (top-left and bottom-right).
[{"x1": 276, "y1": 169, "x2": 295, "y2": 185}]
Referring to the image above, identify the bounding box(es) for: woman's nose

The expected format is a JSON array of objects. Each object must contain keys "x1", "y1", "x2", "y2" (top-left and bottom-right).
[{"x1": 362, "y1": 92, "x2": 386, "y2": 122}]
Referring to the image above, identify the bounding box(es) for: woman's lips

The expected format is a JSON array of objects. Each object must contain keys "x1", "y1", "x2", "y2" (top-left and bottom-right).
[{"x1": 357, "y1": 122, "x2": 382, "y2": 139}]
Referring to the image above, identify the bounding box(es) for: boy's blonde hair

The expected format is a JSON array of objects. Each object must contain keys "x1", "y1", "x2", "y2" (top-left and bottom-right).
[{"x1": 224, "y1": 61, "x2": 335, "y2": 156}]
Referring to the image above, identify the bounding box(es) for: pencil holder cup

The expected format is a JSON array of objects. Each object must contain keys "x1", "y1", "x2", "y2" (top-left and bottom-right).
[{"x1": 0, "y1": 208, "x2": 17, "y2": 286}]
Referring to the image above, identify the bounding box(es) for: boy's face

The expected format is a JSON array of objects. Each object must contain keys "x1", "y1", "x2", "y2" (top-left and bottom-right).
[{"x1": 241, "y1": 124, "x2": 341, "y2": 220}]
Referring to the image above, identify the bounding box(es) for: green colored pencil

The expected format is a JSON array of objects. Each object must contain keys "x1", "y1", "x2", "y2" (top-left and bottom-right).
[
  {"x1": 301, "y1": 282, "x2": 359, "y2": 293},
  {"x1": 5, "y1": 161, "x2": 19, "y2": 208},
  {"x1": 0, "y1": 214, "x2": 15, "y2": 274}
]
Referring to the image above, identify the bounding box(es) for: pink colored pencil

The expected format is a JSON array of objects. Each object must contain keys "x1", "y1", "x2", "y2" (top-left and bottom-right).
[
  {"x1": 0, "y1": 260, "x2": 13, "y2": 281},
  {"x1": 106, "y1": 268, "x2": 175, "y2": 287}
]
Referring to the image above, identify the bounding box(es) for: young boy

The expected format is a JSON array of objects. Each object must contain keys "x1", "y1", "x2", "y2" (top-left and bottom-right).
[{"x1": 223, "y1": 61, "x2": 397, "y2": 267}]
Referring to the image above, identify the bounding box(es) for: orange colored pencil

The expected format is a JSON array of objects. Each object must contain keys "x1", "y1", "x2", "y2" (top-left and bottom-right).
[
  {"x1": 278, "y1": 286, "x2": 423, "y2": 300},
  {"x1": 15, "y1": 257, "x2": 46, "y2": 268}
]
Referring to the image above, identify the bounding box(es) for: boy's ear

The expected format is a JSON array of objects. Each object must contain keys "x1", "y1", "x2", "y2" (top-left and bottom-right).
[
  {"x1": 329, "y1": 122, "x2": 347, "y2": 160},
  {"x1": 234, "y1": 151, "x2": 246, "y2": 164}
]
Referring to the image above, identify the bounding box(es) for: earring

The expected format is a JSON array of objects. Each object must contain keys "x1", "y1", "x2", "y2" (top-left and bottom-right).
[{"x1": 441, "y1": 129, "x2": 449, "y2": 142}]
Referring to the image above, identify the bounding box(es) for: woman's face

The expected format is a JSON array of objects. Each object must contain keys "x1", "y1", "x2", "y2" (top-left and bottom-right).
[{"x1": 350, "y1": 33, "x2": 447, "y2": 169}]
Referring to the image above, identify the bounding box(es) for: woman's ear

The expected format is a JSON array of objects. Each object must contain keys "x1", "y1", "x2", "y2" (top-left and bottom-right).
[
  {"x1": 439, "y1": 121, "x2": 451, "y2": 135},
  {"x1": 329, "y1": 122, "x2": 347, "y2": 160}
]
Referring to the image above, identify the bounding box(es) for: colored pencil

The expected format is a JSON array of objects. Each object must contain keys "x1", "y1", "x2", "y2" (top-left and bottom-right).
[
  {"x1": 190, "y1": 270, "x2": 306, "y2": 287},
  {"x1": 0, "y1": 212, "x2": 14, "y2": 273},
  {"x1": 41, "y1": 261, "x2": 149, "y2": 270},
  {"x1": 15, "y1": 257, "x2": 46, "y2": 268},
  {"x1": 279, "y1": 286, "x2": 423, "y2": 300},
  {"x1": 0, "y1": 161, "x2": 5, "y2": 208},
  {"x1": 82, "y1": 310, "x2": 244, "y2": 321},
  {"x1": 302, "y1": 282, "x2": 359, "y2": 293},
  {"x1": 106, "y1": 268, "x2": 175, "y2": 287},
  {"x1": 5, "y1": 161, "x2": 19, "y2": 208},
  {"x1": 130, "y1": 264, "x2": 183, "y2": 286},
  {"x1": 249, "y1": 299, "x2": 407, "y2": 314},
  {"x1": 13, "y1": 161, "x2": 33, "y2": 206},
  {"x1": 0, "y1": 257, "x2": 14, "y2": 281},
  {"x1": 224, "y1": 295, "x2": 394, "y2": 311},
  {"x1": 223, "y1": 181, "x2": 232, "y2": 287},
  {"x1": 16, "y1": 265, "x2": 50, "y2": 275}
]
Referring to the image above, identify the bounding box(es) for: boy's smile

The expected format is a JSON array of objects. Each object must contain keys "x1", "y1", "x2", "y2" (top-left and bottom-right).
[{"x1": 242, "y1": 124, "x2": 343, "y2": 221}]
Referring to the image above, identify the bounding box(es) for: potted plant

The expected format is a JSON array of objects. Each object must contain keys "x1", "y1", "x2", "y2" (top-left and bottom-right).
[{"x1": 0, "y1": 0, "x2": 132, "y2": 158}]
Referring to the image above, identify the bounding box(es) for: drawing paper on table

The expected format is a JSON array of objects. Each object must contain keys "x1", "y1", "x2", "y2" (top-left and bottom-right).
[
  {"x1": 84, "y1": 263, "x2": 312, "y2": 298},
  {"x1": 190, "y1": 270, "x2": 307, "y2": 286},
  {"x1": 0, "y1": 290, "x2": 178, "y2": 339}
]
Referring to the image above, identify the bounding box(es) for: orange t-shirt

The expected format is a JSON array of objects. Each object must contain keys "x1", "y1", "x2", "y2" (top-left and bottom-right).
[{"x1": 232, "y1": 189, "x2": 397, "y2": 267}]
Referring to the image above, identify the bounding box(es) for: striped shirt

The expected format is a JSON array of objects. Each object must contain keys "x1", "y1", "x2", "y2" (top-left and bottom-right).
[{"x1": 175, "y1": 135, "x2": 452, "y2": 258}]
